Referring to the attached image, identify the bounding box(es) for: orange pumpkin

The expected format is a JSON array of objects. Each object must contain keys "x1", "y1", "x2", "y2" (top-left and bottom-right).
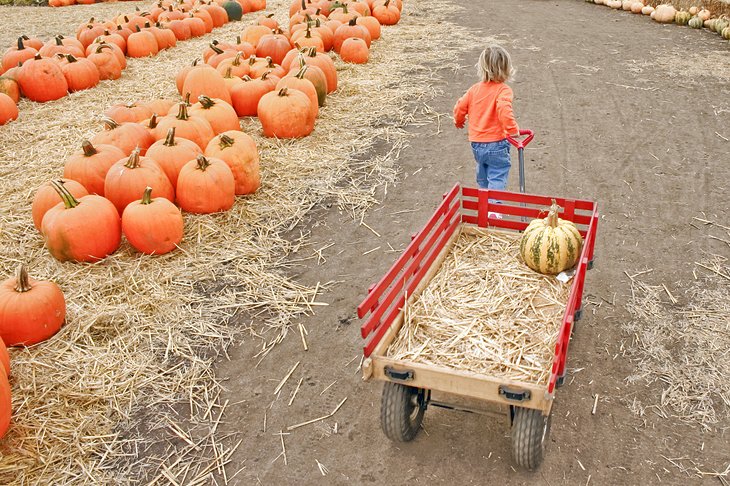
[
  {"x1": 291, "y1": 26, "x2": 325, "y2": 53},
  {"x1": 58, "y1": 55, "x2": 100, "y2": 92},
  {"x1": 41, "y1": 181, "x2": 121, "y2": 263},
  {"x1": 122, "y1": 187, "x2": 184, "y2": 255},
  {"x1": 176, "y1": 155, "x2": 235, "y2": 213},
  {"x1": 32, "y1": 179, "x2": 89, "y2": 231},
  {"x1": 105, "y1": 102, "x2": 153, "y2": 124},
  {"x1": 144, "y1": 98, "x2": 177, "y2": 116},
  {"x1": 38, "y1": 36, "x2": 85, "y2": 59},
  {"x1": 86, "y1": 40, "x2": 126, "y2": 69},
  {"x1": 248, "y1": 56, "x2": 286, "y2": 79},
  {"x1": 190, "y1": 96, "x2": 241, "y2": 134},
  {"x1": 257, "y1": 13, "x2": 278, "y2": 29},
  {"x1": 17, "y1": 54, "x2": 68, "y2": 103},
  {"x1": 230, "y1": 74, "x2": 276, "y2": 116},
  {"x1": 300, "y1": 47, "x2": 336, "y2": 93},
  {"x1": 2, "y1": 37, "x2": 38, "y2": 72},
  {"x1": 356, "y1": 15, "x2": 381, "y2": 40},
  {"x1": 104, "y1": 149, "x2": 175, "y2": 214},
  {"x1": 182, "y1": 64, "x2": 233, "y2": 105},
  {"x1": 289, "y1": 55, "x2": 326, "y2": 106},
  {"x1": 334, "y1": 18, "x2": 371, "y2": 52},
  {"x1": 204, "y1": 131, "x2": 260, "y2": 195},
  {"x1": 340, "y1": 37, "x2": 369, "y2": 64},
  {"x1": 153, "y1": 103, "x2": 216, "y2": 150},
  {"x1": 145, "y1": 127, "x2": 202, "y2": 189},
  {"x1": 64, "y1": 141, "x2": 126, "y2": 196},
  {"x1": 87, "y1": 44, "x2": 123, "y2": 80},
  {"x1": 241, "y1": 24, "x2": 273, "y2": 47},
  {"x1": 0, "y1": 76, "x2": 20, "y2": 104},
  {"x1": 0, "y1": 337, "x2": 8, "y2": 376},
  {"x1": 77, "y1": 23, "x2": 107, "y2": 49},
  {"x1": 91, "y1": 118, "x2": 155, "y2": 156},
  {"x1": 0, "y1": 264, "x2": 66, "y2": 347},
  {"x1": 256, "y1": 33, "x2": 293, "y2": 65},
  {"x1": 216, "y1": 52, "x2": 249, "y2": 78},
  {"x1": 127, "y1": 29, "x2": 160, "y2": 58},
  {"x1": 276, "y1": 65, "x2": 318, "y2": 118},
  {"x1": 0, "y1": 94, "x2": 18, "y2": 126},
  {"x1": 372, "y1": 0, "x2": 400, "y2": 25},
  {"x1": 0, "y1": 363, "x2": 9, "y2": 440},
  {"x1": 258, "y1": 87, "x2": 314, "y2": 138}
]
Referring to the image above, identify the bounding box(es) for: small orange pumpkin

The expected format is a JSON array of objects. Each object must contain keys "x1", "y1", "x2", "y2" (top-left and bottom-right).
[
  {"x1": 176, "y1": 155, "x2": 236, "y2": 213},
  {"x1": 0, "y1": 264, "x2": 66, "y2": 347},
  {"x1": 145, "y1": 127, "x2": 202, "y2": 189},
  {"x1": 122, "y1": 187, "x2": 184, "y2": 255},
  {"x1": 340, "y1": 37, "x2": 369, "y2": 64},
  {"x1": 153, "y1": 103, "x2": 216, "y2": 150},
  {"x1": 91, "y1": 118, "x2": 155, "y2": 156},
  {"x1": 64, "y1": 141, "x2": 126, "y2": 196},
  {"x1": 104, "y1": 149, "x2": 176, "y2": 214},
  {"x1": 2, "y1": 37, "x2": 38, "y2": 72},
  {"x1": 127, "y1": 29, "x2": 160, "y2": 58},
  {"x1": 182, "y1": 64, "x2": 233, "y2": 104},
  {"x1": 190, "y1": 96, "x2": 241, "y2": 134},
  {"x1": 58, "y1": 55, "x2": 100, "y2": 92}
]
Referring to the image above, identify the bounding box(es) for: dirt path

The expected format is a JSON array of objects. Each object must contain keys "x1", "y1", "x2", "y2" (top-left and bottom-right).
[{"x1": 215, "y1": 1, "x2": 729, "y2": 484}]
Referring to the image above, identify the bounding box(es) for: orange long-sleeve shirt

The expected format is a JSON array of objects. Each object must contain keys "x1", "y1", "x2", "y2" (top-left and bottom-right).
[{"x1": 453, "y1": 82, "x2": 519, "y2": 142}]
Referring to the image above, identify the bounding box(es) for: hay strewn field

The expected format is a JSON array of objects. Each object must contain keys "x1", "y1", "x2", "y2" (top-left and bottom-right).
[{"x1": 0, "y1": 0, "x2": 481, "y2": 483}]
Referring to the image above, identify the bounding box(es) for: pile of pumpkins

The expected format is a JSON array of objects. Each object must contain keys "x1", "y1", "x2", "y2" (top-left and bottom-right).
[
  {"x1": 49, "y1": 0, "x2": 140, "y2": 7},
  {"x1": 589, "y1": 0, "x2": 730, "y2": 40},
  {"x1": 176, "y1": 0, "x2": 402, "y2": 137},
  {"x1": 0, "y1": 0, "x2": 268, "y2": 127}
]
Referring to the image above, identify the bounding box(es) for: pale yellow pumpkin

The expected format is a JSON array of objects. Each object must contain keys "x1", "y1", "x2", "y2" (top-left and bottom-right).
[
  {"x1": 653, "y1": 4, "x2": 677, "y2": 23},
  {"x1": 519, "y1": 201, "x2": 583, "y2": 275},
  {"x1": 642, "y1": 5, "x2": 655, "y2": 15}
]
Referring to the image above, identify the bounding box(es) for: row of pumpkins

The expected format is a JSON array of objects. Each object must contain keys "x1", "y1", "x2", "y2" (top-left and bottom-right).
[
  {"x1": 590, "y1": 0, "x2": 730, "y2": 39},
  {"x1": 0, "y1": 0, "x2": 270, "y2": 126},
  {"x1": 0, "y1": 0, "x2": 404, "y2": 440},
  {"x1": 49, "y1": 0, "x2": 140, "y2": 7}
]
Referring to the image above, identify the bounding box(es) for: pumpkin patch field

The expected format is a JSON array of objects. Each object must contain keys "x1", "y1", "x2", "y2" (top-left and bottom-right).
[{"x1": 0, "y1": 0, "x2": 728, "y2": 484}]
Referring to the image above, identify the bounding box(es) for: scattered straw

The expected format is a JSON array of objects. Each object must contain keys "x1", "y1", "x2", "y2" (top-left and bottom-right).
[
  {"x1": 0, "y1": 0, "x2": 484, "y2": 482},
  {"x1": 624, "y1": 229, "x2": 730, "y2": 430},
  {"x1": 387, "y1": 228, "x2": 570, "y2": 385}
]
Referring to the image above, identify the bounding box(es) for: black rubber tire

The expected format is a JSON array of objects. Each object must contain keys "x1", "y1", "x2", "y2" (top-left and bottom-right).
[
  {"x1": 380, "y1": 382, "x2": 425, "y2": 442},
  {"x1": 511, "y1": 407, "x2": 551, "y2": 470}
]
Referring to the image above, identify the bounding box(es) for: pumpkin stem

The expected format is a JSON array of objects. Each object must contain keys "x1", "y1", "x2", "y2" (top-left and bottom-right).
[
  {"x1": 266, "y1": 56, "x2": 275, "y2": 68},
  {"x1": 124, "y1": 148, "x2": 142, "y2": 169},
  {"x1": 266, "y1": 13, "x2": 275, "y2": 18},
  {"x1": 384, "y1": 0, "x2": 391, "y2": 6},
  {"x1": 260, "y1": 71, "x2": 271, "y2": 80},
  {"x1": 50, "y1": 180, "x2": 80, "y2": 210},
  {"x1": 183, "y1": 92, "x2": 191, "y2": 106},
  {"x1": 17, "y1": 37, "x2": 25, "y2": 50},
  {"x1": 546, "y1": 199, "x2": 560, "y2": 228},
  {"x1": 295, "y1": 64, "x2": 308, "y2": 79},
  {"x1": 198, "y1": 95, "x2": 215, "y2": 109},
  {"x1": 231, "y1": 52, "x2": 242, "y2": 66},
  {"x1": 236, "y1": 35, "x2": 243, "y2": 45},
  {"x1": 81, "y1": 140, "x2": 98, "y2": 157},
  {"x1": 278, "y1": 87, "x2": 288, "y2": 96},
  {"x1": 14, "y1": 264, "x2": 32, "y2": 293},
  {"x1": 248, "y1": 54, "x2": 257, "y2": 66},
  {"x1": 176, "y1": 102, "x2": 190, "y2": 120},
  {"x1": 33, "y1": 53, "x2": 42, "y2": 61},
  {"x1": 219, "y1": 133, "x2": 235, "y2": 148},
  {"x1": 348, "y1": 17, "x2": 357, "y2": 26},
  {"x1": 147, "y1": 113, "x2": 158, "y2": 129},
  {"x1": 140, "y1": 187, "x2": 153, "y2": 205},
  {"x1": 54, "y1": 36, "x2": 64, "y2": 46},
  {"x1": 210, "y1": 44, "x2": 224, "y2": 55},
  {"x1": 224, "y1": 66, "x2": 234, "y2": 78},
  {"x1": 66, "y1": 54, "x2": 79, "y2": 63},
  {"x1": 164, "y1": 127, "x2": 177, "y2": 146},
  {"x1": 102, "y1": 117, "x2": 120, "y2": 130},
  {"x1": 196, "y1": 155, "x2": 211, "y2": 171}
]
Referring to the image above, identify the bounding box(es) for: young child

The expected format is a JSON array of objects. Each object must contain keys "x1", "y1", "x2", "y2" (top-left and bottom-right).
[{"x1": 453, "y1": 45, "x2": 519, "y2": 192}]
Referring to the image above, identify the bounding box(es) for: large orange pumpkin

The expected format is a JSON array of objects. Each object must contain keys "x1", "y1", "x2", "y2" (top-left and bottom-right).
[
  {"x1": 32, "y1": 179, "x2": 89, "y2": 231},
  {"x1": 41, "y1": 181, "x2": 121, "y2": 263},
  {"x1": 204, "y1": 131, "x2": 260, "y2": 195},
  {"x1": 190, "y1": 96, "x2": 241, "y2": 134},
  {"x1": 256, "y1": 33, "x2": 293, "y2": 65},
  {"x1": 122, "y1": 187, "x2": 184, "y2": 255},
  {"x1": 333, "y1": 18, "x2": 371, "y2": 52},
  {"x1": 145, "y1": 127, "x2": 202, "y2": 190},
  {"x1": 127, "y1": 29, "x2": 160, "y2": 58},
  {"x1": 372, "y1": 0, "x2": 400, "y2": 25},
  {"x1": 0, "y1": 264, "x2": 66, "y2": 347},
  {"x1": 300, "y1": 47, "x2": 336, "y2": 93},
  {"x1": 230, "y1": 74, "x2": 276, "y2": 116},
  {"x1": 276, "y1": 66, "x2": 318, "y2": 118},
  {"x1": 58, "y1": 55, "x2": 100, "y2": 92},
  {"x1": 176, "y1": 155, "x2": 235, "y2": 213},
  {"x1": 258, "y1": 87, "x2": 314, "y2": 138},
  {"x1": 64, "y1": 141, "x2": 126, "y2": 196},
  {"x1": 17, "y1": 54, "x2": 68, "y2": 103},
  {"x1": 87, "y1": 44, "x2": 123, "y2": 81},
  {"x1": 104, "y1": 149, "x2": 175, "y2": 214}
]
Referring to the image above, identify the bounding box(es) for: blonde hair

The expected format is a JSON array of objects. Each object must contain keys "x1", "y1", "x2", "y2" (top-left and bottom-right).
[{"x1": 476, "y1": 45, "x2": 514, "y2": 83}]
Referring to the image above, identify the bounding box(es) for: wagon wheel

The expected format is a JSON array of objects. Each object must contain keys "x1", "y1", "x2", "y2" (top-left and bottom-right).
[
  {"x1": 380, "y1": 382, "x2": 426, "y2": 442},
  {"x1": 511, "y1": 407, "x2": 551, "y2": 470}
]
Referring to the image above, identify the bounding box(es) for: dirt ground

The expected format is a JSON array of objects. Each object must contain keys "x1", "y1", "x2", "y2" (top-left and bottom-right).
[{"x1": 213, "y1": 1, "x2": 730, "y2": 484}]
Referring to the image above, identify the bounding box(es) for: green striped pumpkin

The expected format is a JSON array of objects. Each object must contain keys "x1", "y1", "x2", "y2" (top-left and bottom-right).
[{"x1": 520, "y1": 201, "x2": 583, "y2": 275}]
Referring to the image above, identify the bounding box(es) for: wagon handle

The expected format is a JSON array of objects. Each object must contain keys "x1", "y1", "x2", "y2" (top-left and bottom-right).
[{"x1": 506, "y1": 129, "x2": 534, "y2": 150}]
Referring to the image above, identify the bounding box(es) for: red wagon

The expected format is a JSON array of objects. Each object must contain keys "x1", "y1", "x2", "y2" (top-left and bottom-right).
[{"x1": 357, "y1": 183, "x2": 598, "y2": 470}]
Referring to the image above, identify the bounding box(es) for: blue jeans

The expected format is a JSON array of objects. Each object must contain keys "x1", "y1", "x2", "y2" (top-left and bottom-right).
[{"x1": 471, "y1": 139, "x2": 511, "y2": 190}]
